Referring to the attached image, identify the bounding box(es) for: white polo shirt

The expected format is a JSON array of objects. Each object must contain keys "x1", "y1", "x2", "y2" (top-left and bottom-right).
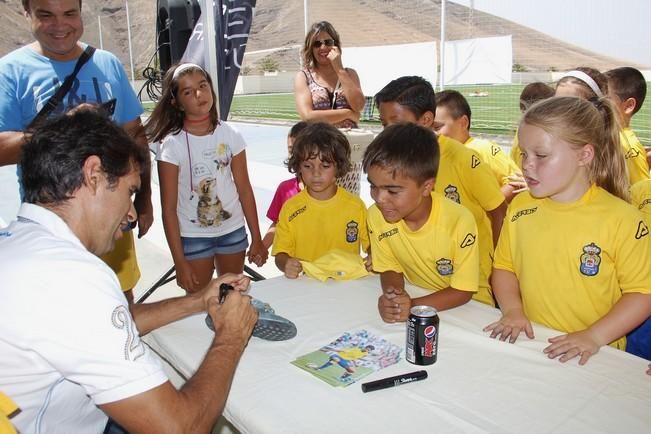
[{"x1": 0, "y1": 203, "x2": 168, "y2": 433}]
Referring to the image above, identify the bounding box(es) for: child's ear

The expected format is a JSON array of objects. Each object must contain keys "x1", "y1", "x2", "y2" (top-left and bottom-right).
[
  {"x1": 421, "y1": 177, "x2": 435, "y2": 195},
  {"x1": 623, "y1": 97, "x2": 637, "y2": 116},
  {"x1": 461, "y1": 115, "x2": 470, "y2": 131},
  {"x1": 417, "y1": 111, "x2": 435, "y2": 128},
  {"x1": 578, "y1": 144, "x2": 595, "y2": 166}
]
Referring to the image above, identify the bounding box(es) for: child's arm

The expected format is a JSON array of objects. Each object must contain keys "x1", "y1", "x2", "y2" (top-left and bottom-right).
[
  {"x1": 274, "y1": 252, "x2": 302, "y2": 279},
  {"x1": 378, "y1": 271, "x2": 410, "y2": 322},
  {"x1": 158, "y1": 161, "x2": 200, "y2": 291},
  {"x1": 262, "y1": 222, "x2": 277, "y2": 250},
  {"x1": 543, "y1": 292, "x2": 651, "y2": 365},
  {"x1": 483, "y1": 268, "x2": 535, "y2": 343},
  {"x1": 411, "y1": 288, "x2": 473, "y2": 312},
  {"x1": 487, "y1": 201, "x2": 507, "y2": 247},
  {"x1": 231, "y1": 151, "x2": 267, "y2": 267}
]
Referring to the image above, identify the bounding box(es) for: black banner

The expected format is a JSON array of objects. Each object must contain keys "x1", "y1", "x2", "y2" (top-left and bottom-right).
[{"x1": 183, "y1": 0, "x2": 256, "y2": 120}]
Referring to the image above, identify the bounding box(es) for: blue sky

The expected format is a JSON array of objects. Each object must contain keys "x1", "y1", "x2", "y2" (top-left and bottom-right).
[{"x1": 451, "y1": 0, "x2": 651, "y2": 68}]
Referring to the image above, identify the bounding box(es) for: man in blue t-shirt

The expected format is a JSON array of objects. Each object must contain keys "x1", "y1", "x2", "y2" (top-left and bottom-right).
[{"x1": 0, "y1": 0, "x2": 153, "y2": 298}]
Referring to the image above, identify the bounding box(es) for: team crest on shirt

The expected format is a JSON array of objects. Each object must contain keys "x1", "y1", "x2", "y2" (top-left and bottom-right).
[
  {"x1": 636, "y1": 220, "x2": 649, "y2": 239},
  {"x1": 471, "y1": 155, "x2": 481, "y2": 168},
  {"x1": 579, "y1": 242, "x2": 602, "y2": 276},
  {"x1": 436, "y1": 258, "x2": 454, "y2": 276},
  {"x1": 444, "y1": 185, "x2": 461, "y2": 203},
  {"x1": 346, "y1": 220, "x2": 359, "y2": 243}
]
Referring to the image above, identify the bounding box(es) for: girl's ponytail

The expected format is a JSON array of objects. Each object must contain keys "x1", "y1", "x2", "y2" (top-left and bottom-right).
[{"x1": 589, "y1": 97, "x2": 630, "y2": 202}]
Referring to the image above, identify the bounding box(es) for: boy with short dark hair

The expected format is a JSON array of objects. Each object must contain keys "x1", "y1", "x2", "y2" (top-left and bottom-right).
[
  {"x1": 435, "y1": 90, "x2": 521, "y2": 202},
  {"x1": 510, "y1": 82, "x2": 555, "y2": 168},
  {"x1": 605, "y1": 67, "x2": 651, "y2": 182},
  {"x1": 363, "y1": 123, "x2": 479, "y2": 322},
  {"x1": 375, "y1": 76, "x2": 505, "y2": 306}
]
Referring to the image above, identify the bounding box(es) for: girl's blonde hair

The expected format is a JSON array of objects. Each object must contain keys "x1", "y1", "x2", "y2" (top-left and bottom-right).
[
  {"x1": 522, "y1": 96, "x2": 630, "y2": 202},
  {"x1": 145, "y1": 63, "x2": 219, "y2": 143}
]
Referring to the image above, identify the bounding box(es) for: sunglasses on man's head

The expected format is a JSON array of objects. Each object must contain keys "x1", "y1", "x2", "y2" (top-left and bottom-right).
[{"x1": 312, "y1": 39, "x2": 335, "y2": 48}]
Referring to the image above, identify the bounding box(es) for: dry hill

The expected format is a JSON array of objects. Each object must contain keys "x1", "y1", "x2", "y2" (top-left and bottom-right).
[{"x1": 0, "y1": 0, "x2": 642, "y2": 79}]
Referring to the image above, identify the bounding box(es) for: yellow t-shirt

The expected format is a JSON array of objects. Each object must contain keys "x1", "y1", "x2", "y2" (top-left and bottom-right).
[
  {"x1": 272, "y1": 187, "x2": 369, "y2": 261},
  {"x1": 510, "y1": 129, "x2": 522, "y2": 169},
  {"x1": 494, "y1": 185, "x2": 651, "y2": 349},
  {"x1": 620, "y1": 128, "x2": 651, "y2": 186},
  {"x1": 100, "y1": 230, "x2": 141, "y2": 292},
  {"x1": 368, "y1": 192, "x2": 481, "y2": 299},
  {"x1": 631, "y1": 179, "x2": 651, "y2": 223},
  {"x1": 465, "y1": 137, "x2": 520, "y2": 186},
  {"x1": 436, "y1": 135, "x2": 505, "y2": 304},
  {"x1": 337, "y1": 348, "x2": 369, "y2": 360},
  {"x1": 0, "y1": 392, "x2": 18, "y2": 434}
]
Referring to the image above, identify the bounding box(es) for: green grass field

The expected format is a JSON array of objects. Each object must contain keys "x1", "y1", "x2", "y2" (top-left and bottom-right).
[
  {"x1": 227, "y1": 84, "x2": 651, "y2": 145},
  {"x1": 144, "y1": 83, "x2": 651, "y2": 145}
]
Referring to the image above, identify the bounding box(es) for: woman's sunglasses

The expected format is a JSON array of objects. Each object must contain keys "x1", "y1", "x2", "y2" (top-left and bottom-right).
[{"x1": 312, "y1": 39, "x2": 335, "y2": 48}]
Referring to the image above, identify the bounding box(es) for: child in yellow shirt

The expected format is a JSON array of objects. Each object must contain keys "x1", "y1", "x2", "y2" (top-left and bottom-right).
[
  {"x1": 375, "y1": 76, "x2": 505, "y2": 306},
  {"x1": 434, "y1": 89, "x2": 522, "y2": 202},
  {"x1": 485, "y1": 96, "x2": 651, "y2": 366},
  {"x1": 272, "y1": 123, "x2": 369, "y2": 278},
  {"x1": 363, "y1": 123, "x2": 479, "y2": 322},
  {"x1": 605, "y1": 66, "x2": 650, "y2": 186}
]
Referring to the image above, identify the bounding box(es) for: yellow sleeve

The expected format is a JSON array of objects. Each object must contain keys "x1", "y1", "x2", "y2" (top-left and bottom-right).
[
  {"x1": 461, "y1": 149, "x2": 505, "y2": 212},
  {"x1": 358, "y1": 204, "x2": 370, "y2": 254},
  {"x1": 493, "y1": 204, "x2": 515, "y2": 273},
  {"x1": 270, "y1": 198, "x2": 296, "y2": 257},
  {"x1": 367, "y1": 206, "x2": 402, "y2": 273},
  {"x1": 615, "y1": 212, "x2": 651, "y2": 295},
  {"x1": 631, "y1": 180, "x2": 651, "y2": 223},
  {"x1": 487, "y1": 142, "x2": 520, "y2": 185},
  {"x1": 449, "y1": 209, "x2": 480, "y2": 292},
  {"x1": 510, "y1": 129, "x2": 522, "y2": 169},
  {"x1": 0, "y1": 392, "x2": 18, "y2": 434},
  {"x1": 621, "y1": 130, "x2": 651, "y2": 185}
]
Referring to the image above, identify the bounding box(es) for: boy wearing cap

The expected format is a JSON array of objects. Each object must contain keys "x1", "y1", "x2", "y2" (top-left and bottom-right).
[{"x1": 363, "y1": 123, "x2": 479, "y2": 323}]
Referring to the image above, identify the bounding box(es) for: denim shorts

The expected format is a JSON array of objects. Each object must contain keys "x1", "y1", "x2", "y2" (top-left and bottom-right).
[{"x1": 181, "y1": 226, "x2": 249, "y2": 260}]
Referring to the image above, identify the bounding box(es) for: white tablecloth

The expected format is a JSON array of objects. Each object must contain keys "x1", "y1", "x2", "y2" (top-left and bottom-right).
[{"x1": 144, "y1": 275, "x2": 651, "y2": 434}]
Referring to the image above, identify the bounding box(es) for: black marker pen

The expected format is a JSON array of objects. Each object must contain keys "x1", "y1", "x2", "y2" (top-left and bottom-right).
[{"x1": 361, "y1": 370, "x2": 428, "y2": 393}]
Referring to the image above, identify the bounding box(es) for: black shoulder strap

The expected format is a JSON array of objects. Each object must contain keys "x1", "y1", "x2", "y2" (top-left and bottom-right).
[{"x1": 28, "y1": 45, "x2": 96, "y2": 129}]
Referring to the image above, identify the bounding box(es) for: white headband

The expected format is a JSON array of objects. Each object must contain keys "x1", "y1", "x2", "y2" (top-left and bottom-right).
[
  {"x1": 172, "y1": 63, "x2": 204, "y2": 80},
  {"x1": 560, "y1": 70, "x2": 603, "y2": 98}
]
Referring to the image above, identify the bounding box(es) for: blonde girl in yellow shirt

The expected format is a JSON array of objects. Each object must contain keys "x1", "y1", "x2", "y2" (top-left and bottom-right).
[{"x1": 485, "y1": 96, "x2": 651, "y2": 366}]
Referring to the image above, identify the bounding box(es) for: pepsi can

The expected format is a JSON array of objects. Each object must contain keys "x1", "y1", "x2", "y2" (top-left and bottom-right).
[{"x1": 406, "y1": 305, "x2": 439, "y2": 365}]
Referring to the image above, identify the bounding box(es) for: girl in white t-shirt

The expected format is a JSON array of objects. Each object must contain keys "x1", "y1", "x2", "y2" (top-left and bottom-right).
[{"x1": 145, "y1": 63, "x2": 267, "y2": 292}]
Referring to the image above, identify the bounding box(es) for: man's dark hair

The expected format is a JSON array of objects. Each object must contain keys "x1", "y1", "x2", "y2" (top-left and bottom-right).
[
  {"x1": 436, "y1": 90, "x2": 472, "y2": 129},
  {"x1": 23, "y1": 0, "x2": 82, "y2": 12},
  {"x1": 363, "y1": 123, "x2": 439, "y2": 184},
  {"x1": 287, "y1": 122, "x2": 351, "y2": 178},
  {"x1": 605, "y1": 67, "x2": 647, "y2": 115},
  {"x1": 374, "y1": 76, "x2": 437, "y2": 118},
  {"x1": 21, "y1": 110, "x2": 147, "y2": 205}
]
